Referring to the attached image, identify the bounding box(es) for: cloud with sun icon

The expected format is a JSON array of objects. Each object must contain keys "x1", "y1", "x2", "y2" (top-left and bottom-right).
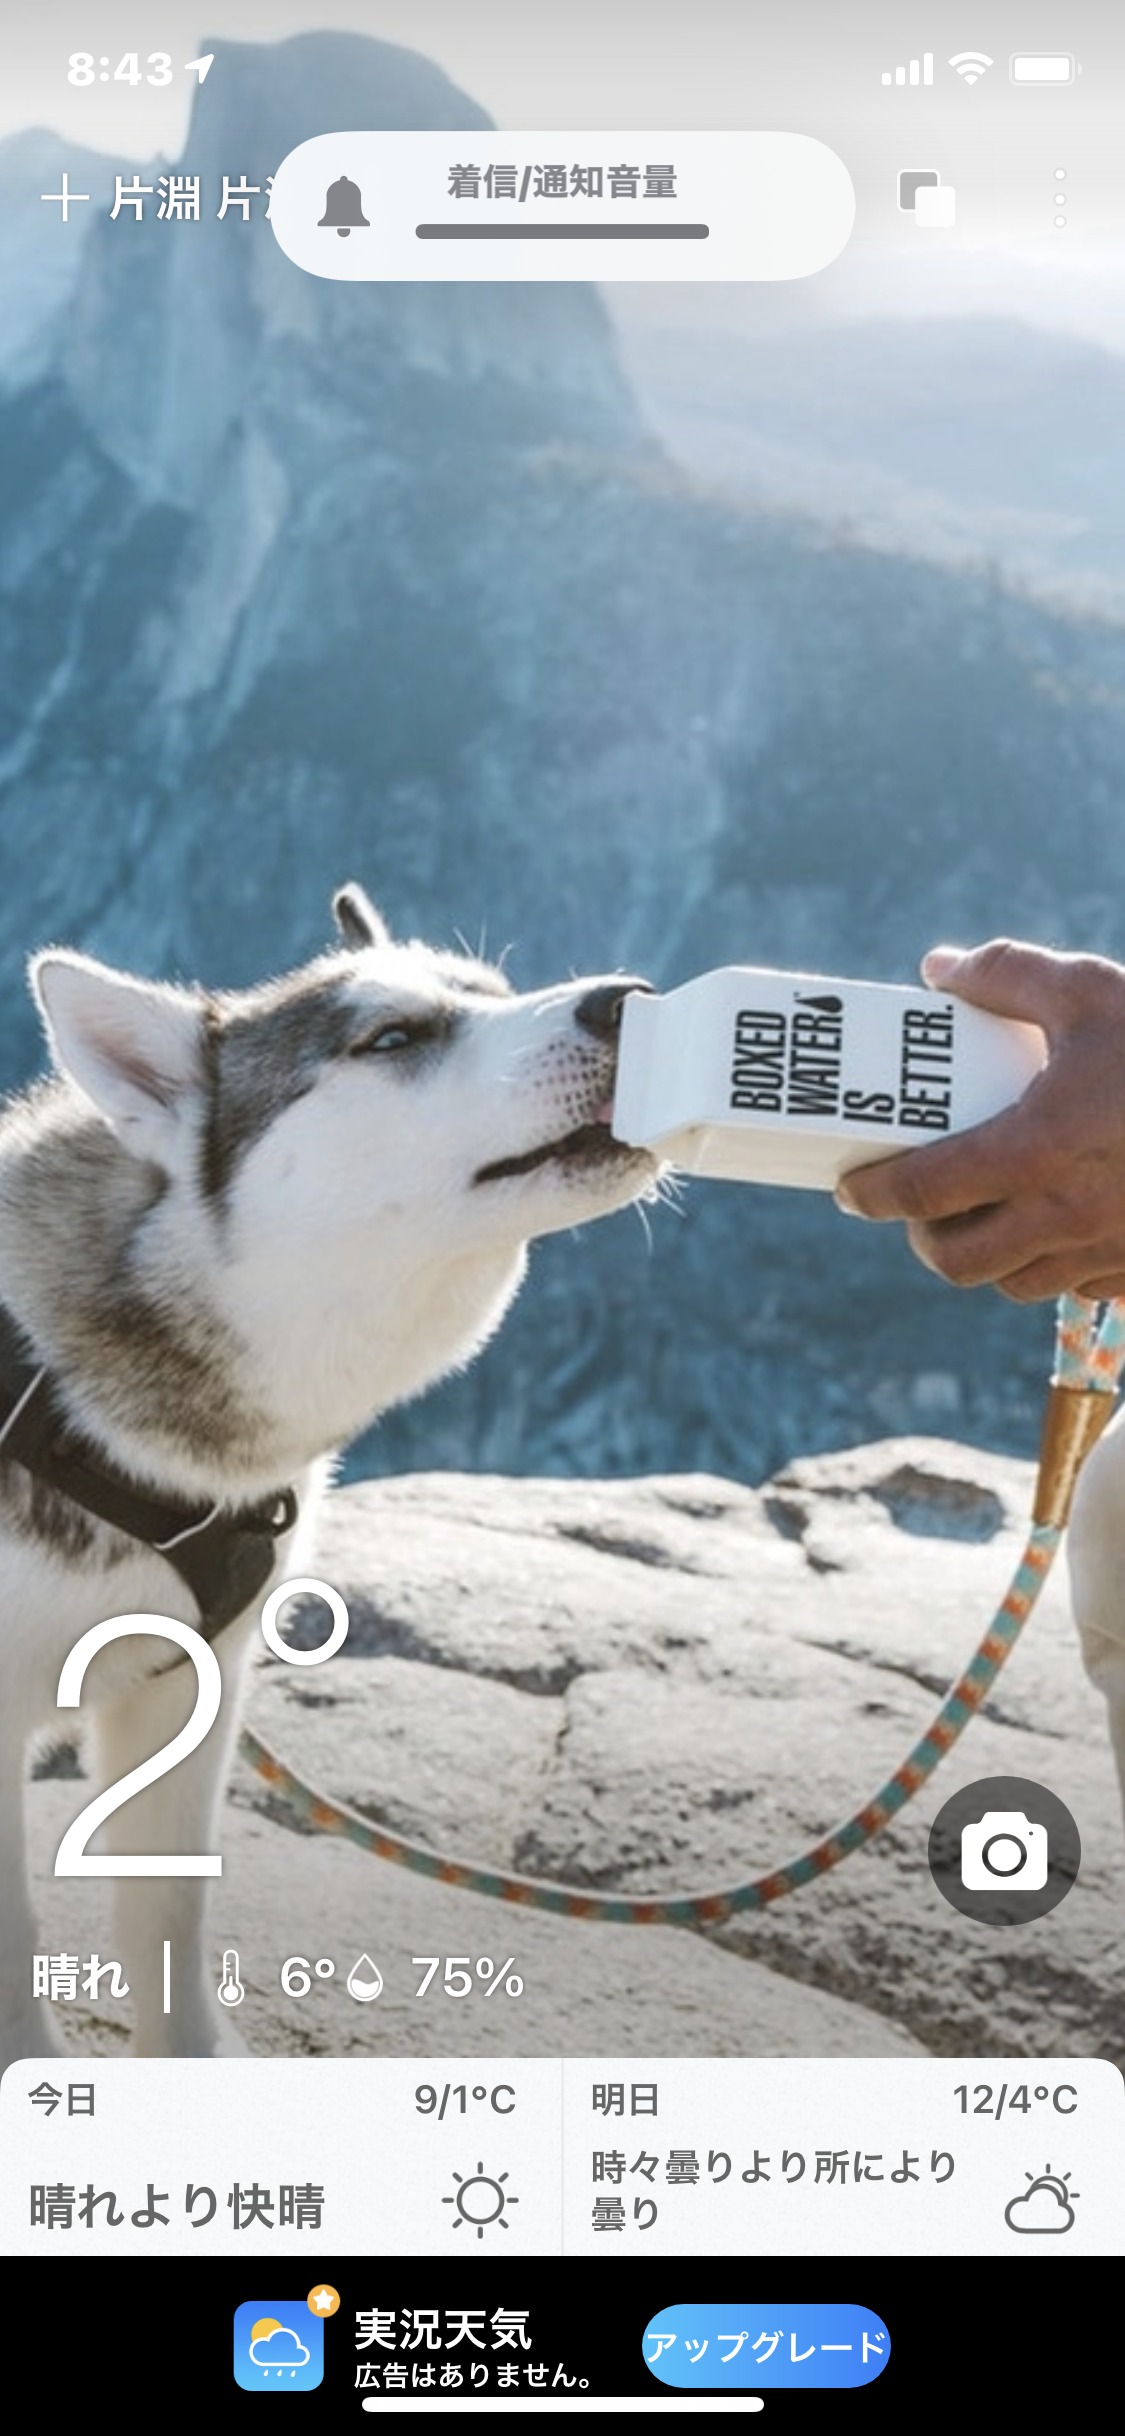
[
  {"x1": 248, "y1": 2320, "x2": 312, "y2": 2374},
  {"x1": 1003, "y1": 2169, "x2": 1078, "y2": 2235}
]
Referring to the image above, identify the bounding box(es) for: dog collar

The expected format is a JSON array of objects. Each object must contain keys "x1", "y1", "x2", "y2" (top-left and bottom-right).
[{"x1": 0, "y1": 1302, "x2": 297, "y2": 1640}]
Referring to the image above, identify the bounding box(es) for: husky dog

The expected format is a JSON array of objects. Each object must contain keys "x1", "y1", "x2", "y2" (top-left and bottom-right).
[{"x1": 0, "y1": 886, "x2": 655, "y2": 2065}]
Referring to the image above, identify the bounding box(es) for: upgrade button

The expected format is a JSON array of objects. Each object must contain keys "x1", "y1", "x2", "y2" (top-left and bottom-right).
[{"x1": 643, "y1": 2303, "x2": 890, "y2": 2388}]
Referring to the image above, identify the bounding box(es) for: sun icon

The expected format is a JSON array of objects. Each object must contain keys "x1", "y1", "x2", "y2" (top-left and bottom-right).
[
  {"x1": 442, "y1": 2162, "x2": 519, "y2": 2237},
  {"x1": 250, "y1": 2318, "x2": 283, "y2": 2343}
]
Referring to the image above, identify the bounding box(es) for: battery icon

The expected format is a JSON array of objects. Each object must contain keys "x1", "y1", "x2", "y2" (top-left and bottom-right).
[{"x1": 1009, "y1": 54, "x2": 1077, "y2": 84}]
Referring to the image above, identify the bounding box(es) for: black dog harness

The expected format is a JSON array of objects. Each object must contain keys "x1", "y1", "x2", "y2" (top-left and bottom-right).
[{"x1": 0, "y1": 1303, "x2": 297, "y2": 1639}]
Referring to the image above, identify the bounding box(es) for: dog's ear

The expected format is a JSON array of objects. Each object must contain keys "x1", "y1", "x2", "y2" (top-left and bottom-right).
[
  {"x1": 31, "y1": 951, "x2": 204, "y2": 1166},
  {"x1": 332, "y1": 883, "x2": 390, "y2": 951}
]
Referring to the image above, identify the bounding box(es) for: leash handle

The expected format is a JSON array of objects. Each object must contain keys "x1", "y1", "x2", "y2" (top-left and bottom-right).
[
  {"x1": 1034, "y1": 1294, "x2": 1124, "y2": 1528},
  {"x1": 240, "y1": 1295, "x2": 1125, "y2": 1926}
]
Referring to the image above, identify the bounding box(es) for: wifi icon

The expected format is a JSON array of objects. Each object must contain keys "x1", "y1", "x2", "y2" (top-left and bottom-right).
[{"x1": 949, "y1": 50, "x2": 994, "y2": 84}]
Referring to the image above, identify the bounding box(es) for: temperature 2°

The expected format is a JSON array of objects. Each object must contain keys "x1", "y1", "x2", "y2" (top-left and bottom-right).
[{"x1": 414, "y1": 1955, "x2": 524, "y2": 1999}]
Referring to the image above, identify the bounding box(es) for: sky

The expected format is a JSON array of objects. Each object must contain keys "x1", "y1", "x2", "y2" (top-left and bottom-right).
[{"x1": 4, "y1": 1, "x2": 1125, "y2": 343}]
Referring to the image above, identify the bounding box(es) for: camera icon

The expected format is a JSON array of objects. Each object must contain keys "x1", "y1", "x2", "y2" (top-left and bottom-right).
[{"x1": 961, "y1": 1811, "x2": 1048, "y2": 1892}]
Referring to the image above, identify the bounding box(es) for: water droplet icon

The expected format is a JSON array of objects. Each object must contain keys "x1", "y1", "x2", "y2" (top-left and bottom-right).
[{"x1": 345, "y1": 1953, "x2": 383, "y2": 2002}]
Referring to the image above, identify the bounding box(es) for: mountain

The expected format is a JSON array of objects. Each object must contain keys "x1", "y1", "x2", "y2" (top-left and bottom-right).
[
  {"x1": 613, "y1": 306, "x2": 1125, "y2": 608},
  {"x1": 2, "y1": 32, "x2": 1125, "y2": 1483},
  {"x1": 0, "y1": 131, "x2": 120, "y2": 384}
]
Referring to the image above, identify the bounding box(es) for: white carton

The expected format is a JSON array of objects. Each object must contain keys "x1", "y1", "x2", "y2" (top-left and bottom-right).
[{"x1": 611, "y1": 966, "x2": 1045, "y2": 1190}]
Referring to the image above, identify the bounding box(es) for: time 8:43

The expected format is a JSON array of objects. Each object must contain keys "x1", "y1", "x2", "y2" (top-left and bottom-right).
[{"x1": 69, "y1": 54, "x2": 173, "y2": 86}]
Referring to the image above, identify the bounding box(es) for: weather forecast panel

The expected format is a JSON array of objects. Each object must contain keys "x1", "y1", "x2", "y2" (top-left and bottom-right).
[{"x1": 2, "y1": 2057, "x2": 1120, "y2": 2256}]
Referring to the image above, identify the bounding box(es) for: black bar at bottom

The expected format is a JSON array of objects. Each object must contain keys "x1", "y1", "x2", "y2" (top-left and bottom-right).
[
  {"x1": 28, "y1": 2252, "x2": 1085, "y2": 2415},
  {"x1": 415, "y1": 221, "x2": 710, "y2": 239}
]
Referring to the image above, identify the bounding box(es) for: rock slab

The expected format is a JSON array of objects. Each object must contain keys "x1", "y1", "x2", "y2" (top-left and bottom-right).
[{"x1": 28, "y1": 1439, "x2": 1124, "y2": 2064}]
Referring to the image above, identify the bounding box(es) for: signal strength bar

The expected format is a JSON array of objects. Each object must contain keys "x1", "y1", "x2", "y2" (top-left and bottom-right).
[{"x1": 882, "y1": 55, "x2": 934, "y2": 86}]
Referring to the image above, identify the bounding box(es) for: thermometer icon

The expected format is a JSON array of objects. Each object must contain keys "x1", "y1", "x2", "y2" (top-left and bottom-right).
[{"x1": 217, "y1": 1948, "x2": 246, "y2": 2008}]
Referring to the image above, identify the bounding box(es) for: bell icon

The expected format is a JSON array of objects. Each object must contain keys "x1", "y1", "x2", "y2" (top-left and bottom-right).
[{"x1": 319, "y1": 175, "x2": 369, "y2": 238}]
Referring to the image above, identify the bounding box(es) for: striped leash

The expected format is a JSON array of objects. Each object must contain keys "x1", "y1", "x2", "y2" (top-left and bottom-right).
[{"x1": 238, "y1": 1293, "x2": 1125, "y2": 1925}]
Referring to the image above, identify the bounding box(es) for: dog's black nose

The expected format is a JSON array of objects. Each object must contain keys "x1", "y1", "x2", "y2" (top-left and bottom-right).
[{"x1": 574, "y1": 978, "x2": 652, "y2": 1042}]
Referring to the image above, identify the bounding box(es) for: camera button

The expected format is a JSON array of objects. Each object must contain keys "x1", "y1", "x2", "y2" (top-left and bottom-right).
[{"x1": 928, "y1": 1776, "x2": 1080, "y2": 1923}]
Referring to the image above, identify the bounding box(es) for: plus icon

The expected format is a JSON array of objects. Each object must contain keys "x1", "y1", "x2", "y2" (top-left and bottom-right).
[{"x1": 40, "y1": 173, "x2": 91, "y2": 221}]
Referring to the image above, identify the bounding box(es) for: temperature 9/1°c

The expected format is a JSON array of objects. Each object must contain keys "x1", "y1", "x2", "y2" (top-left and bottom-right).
[{"x1": 416, "y1": 2083, "x2": 516, "y2": 2118}]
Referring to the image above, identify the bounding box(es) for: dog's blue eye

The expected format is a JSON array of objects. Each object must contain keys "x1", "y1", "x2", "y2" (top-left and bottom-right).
[
  {"x1": 352, "y1": 1013, "x2": 452, "y2": 1059},
  {"x1": 366, "y1": 1025, "x2": 415, "y2": 1053}
]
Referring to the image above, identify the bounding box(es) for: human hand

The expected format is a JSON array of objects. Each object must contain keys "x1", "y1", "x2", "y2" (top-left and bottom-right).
[{"x1": 835, "y1": 939, "x2": 1125, "y2": 1301}]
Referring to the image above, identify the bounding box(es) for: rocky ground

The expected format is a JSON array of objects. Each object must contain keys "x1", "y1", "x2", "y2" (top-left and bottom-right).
[{"x1": 28, "y1": 1438, "x2": 1125, "y2": 2065}]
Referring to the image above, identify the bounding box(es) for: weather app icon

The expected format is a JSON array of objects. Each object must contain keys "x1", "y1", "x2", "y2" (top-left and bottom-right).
[{"x1": 233, "y1": 2300, "x2": 325, "y2": 2391}]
